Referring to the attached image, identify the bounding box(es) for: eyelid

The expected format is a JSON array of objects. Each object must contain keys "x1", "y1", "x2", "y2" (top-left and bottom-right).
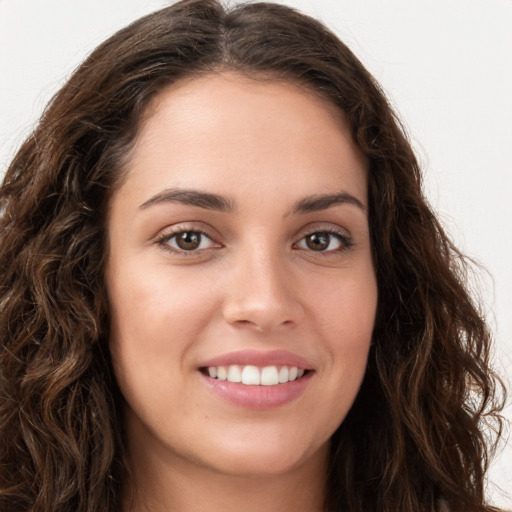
[
  {"x1": 153, "y1": 222, "x2": 354, "y2": 256},
  {"x1": 293, "y1": 224, "x2": 354, "y2": 253},
  {"x1": 154, "y1": 223, "x2": 222, "y2": 255}
]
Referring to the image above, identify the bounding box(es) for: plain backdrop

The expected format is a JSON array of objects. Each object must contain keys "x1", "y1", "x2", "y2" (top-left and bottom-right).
[{"x1": 0, "y1": 0, "x2": 511, "y2": 507}]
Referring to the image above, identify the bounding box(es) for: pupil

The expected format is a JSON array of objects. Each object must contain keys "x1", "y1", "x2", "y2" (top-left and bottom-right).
[
  {"x1": 177, "y1": 232, "x2": 200, "y2": 250},
  {"x1": 306, "y1": 233, "x2": 329, "y2": 251}
]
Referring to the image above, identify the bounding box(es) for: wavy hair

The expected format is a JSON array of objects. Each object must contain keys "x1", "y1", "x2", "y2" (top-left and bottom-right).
[{"x1": 0, "y1": 1, "x2": 505, "y2": 510}]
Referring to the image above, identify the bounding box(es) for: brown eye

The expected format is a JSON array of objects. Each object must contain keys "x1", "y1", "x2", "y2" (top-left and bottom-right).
[
  {"x1": 160, "y1": 230, "x2": 217, "y2": 253},
  {"x1": 296, "y1": 230, "x2": 350, "y2": 253},
  {"x1": 305, "y1": 232, "x2": 331, "y2": 251},
  {"x1": 175, "y1": 231, "x2": 201, "y2": 250}
]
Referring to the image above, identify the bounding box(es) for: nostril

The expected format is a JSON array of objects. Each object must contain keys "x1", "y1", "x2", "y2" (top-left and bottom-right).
[{"x1": 222, "y1": 284, "x2": 304, "y2": 332}]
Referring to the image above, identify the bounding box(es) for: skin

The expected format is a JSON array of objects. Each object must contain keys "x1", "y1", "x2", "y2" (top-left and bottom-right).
[{"x1": 106, "y1": 73, "x2": 378, "y2": 512}]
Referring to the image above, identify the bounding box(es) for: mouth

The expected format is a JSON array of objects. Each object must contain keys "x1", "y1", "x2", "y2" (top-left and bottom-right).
[
  {"x1": 198, "y1": 349, "x2": 314, "y2": 408},
  {"x1": 200, "y1": 364, "x2": 310, "y2": 386}
]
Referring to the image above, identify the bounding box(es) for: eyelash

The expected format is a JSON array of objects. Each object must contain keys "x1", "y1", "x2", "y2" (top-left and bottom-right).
[
  {"x1": 155, "y1": 227, "x2": 217, "y2": 255},
  {"x1": 155, "y1": 226, "x2": 354, "y2": 256},
  {"x1": 296, "y1": 228, "x2": 354, "y2": 255}
]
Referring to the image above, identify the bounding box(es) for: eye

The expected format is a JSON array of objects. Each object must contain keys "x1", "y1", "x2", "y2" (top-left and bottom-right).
[
  {"x1": 158, "y1": 230, "x2": 218, "y2": 253},
  {"x1": 295, "y1": 231, "x2": 351, "y2": 252}
]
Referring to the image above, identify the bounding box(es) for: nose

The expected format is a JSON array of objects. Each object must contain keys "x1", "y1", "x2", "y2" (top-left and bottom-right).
[{"x1": 222, "y1": 247, "x2": 304, "y2": 333}]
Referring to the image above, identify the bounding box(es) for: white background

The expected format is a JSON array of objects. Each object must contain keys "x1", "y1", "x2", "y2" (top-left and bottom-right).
[{"x1": 0, "y1": 0, "x2": 510, "y2": 507}]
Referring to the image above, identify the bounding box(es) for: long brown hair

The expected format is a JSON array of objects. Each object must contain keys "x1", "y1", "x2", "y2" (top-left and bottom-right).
[{"x1": 0, "y1": 1, "x2": 505, "y2": 510}]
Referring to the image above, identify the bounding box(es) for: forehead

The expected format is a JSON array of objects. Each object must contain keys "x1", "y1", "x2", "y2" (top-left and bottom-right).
[
  {"x1": 140, "y1": 72, "x2": 347, "y2": 133},
  {"x1": 116, "y1": 72, "x2": 367, "y2": 207}
]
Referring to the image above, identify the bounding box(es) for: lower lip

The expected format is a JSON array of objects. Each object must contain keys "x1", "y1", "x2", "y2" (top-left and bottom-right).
[{"x1": 201, "y1": 372, "x2": 313, "y2": 409}]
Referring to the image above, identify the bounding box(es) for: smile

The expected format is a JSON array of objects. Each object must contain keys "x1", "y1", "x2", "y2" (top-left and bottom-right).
[
  {"x1": 199, "y1": 349, "x2": 314, "y2": 408},
  {"x1": 204, "y1": 365, "x2": 307, "y2": 386}
]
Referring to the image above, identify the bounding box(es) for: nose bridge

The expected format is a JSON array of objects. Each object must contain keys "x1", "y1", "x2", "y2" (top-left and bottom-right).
[{"x1": 222, "y1": 237, "x2": 302, "y2": 331}]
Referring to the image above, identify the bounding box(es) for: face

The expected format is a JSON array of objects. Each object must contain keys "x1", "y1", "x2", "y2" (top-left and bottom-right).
[{"x1": 106, "y1": 73, "x2": 377, "y2": 480}]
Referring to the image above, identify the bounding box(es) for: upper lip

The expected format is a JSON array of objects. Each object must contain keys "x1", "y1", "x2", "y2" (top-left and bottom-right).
[{"x1": 199, "y1": 349, "x2": 314, "y2": 370}]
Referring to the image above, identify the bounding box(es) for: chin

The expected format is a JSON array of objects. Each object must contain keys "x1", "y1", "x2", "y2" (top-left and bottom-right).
[{"x1": 193, "y1": 430, "x2": 329, "y2": 478}]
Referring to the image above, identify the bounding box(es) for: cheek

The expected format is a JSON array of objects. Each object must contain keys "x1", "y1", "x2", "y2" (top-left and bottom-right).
[
  {"x1": 308, "y1": 266, "x2": 377, "y2": 341},
  {"x1": 107, "y1": 265, "x2": 218, "y2": 386},
  {"x1": 109, "y1": 262, "x2": 217, "y2": 336},
  {"x1": 107, "y1": 270, "x2": 216, "y2": 423},
  {"x1": 307, "y1": 265, "x2": 377, "y2": 396}
]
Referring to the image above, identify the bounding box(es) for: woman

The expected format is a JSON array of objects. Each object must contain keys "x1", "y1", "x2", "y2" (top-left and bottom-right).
[{"x1": 0, "y1": 1, "x2": 505, "y2": 511}]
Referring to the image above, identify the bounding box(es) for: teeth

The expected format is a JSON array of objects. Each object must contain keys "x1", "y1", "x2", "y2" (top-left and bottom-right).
[
  {"x1": 261, "y1": 366, "x2": 279, "y2": 386},
  {"x1": 206, "y1": 365, "x2": 306, "y2": 386},
  {"x1": 242, "y1": 365, "x2": 260, "y2": 385},
  {"x1": 227, "y1": 365, "x2": 242, "y2": 383}
]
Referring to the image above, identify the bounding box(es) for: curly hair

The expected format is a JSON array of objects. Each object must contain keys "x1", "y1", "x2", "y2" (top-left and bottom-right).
[{"x1": 0, "y1": 1, "x2": 505, "y2": 511}]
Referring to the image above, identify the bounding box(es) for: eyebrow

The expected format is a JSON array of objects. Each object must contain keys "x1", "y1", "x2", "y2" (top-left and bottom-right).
[
  {"x1": 139, "y1": 188, "x2": 365, "y2": 215},
  {"x1": 139, "y1": 188, "x2": 235, "y2": 212},
  {"x1": 288, "y1": 192, "x2": 366, "y2": 215}
]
